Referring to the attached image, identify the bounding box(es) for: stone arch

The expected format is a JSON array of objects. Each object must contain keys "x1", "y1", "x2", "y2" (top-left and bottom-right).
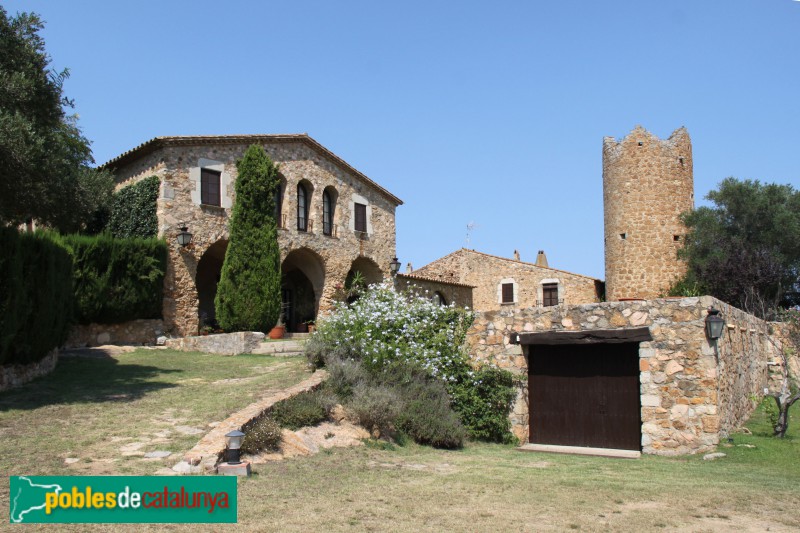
[
  {"x1": 195, "y1": 239, "x2": 228, "y2": 329},
  {"x1": 296, "y1": 178, "x2": 315, "y2": 232},
  {"x1": 281, "y1": 248, "x2": 325, "y2": 332},
  {"x1": 275, "y1": 173, "x2": 287, "y2": 229},
  {"x1": 322, "y1": 185, "x2": 338, "y2": 236},
  {"x1": 347, "y1": 256, "x2": 383, "y2": 287}
]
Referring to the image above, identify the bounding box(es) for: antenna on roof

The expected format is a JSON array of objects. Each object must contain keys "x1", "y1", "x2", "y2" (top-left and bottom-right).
[{"x1": 465, "y1": 221, "x2": 478, "y2": 247}]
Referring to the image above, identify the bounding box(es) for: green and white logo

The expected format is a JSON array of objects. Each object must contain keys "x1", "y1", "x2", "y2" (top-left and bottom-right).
[{"x1": 9, "y1": 476, "x2": 237, "y2": 524}]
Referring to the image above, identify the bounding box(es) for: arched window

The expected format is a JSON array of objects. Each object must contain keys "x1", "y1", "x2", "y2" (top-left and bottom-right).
[
  {"x1": 297, "y1": 183, "x2": 308, "y2": 231},
  {"x1": 274, "y1": 183, "x2": 283, "y2": 227},
  {"x1": 323, "y1": 189, "x2": 334, "y2": 236},
  {"x1": 432, "y1": 291, "x2": 447, "y2": 306}
]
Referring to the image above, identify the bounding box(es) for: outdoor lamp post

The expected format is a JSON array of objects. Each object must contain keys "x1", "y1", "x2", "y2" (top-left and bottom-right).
[
  {"x1": 390, "y1": 257, "x2": 401, "y2": 276},
  {"x1": 705, "y1": 307, "x2": 725, "y2": 340},
  {"x1": 176, "y1": 225, "x2": 193, "y2": 247},
  {"x1": 224, "y1": 430, "x2": 245, "y2": 464}
]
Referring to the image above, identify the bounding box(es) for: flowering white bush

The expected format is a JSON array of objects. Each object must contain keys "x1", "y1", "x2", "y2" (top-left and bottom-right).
[
  {"x1": 314, "y1": 282, "x2": 474, "y2": 382},
  {"x1": 309, "y1": 282, "x2": 517, "y2": 444}
]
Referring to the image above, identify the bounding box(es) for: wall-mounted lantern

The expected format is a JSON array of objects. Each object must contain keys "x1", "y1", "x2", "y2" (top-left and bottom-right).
[
  {"x1": 390, "y1": 257, "x2": 401, "y2": 277},
  {"x1": 705, "y1": 307, "x2": 725, "y2": 340},
  {"x1": 176, "y1": 225, "x2": 193, "y2": 247}
]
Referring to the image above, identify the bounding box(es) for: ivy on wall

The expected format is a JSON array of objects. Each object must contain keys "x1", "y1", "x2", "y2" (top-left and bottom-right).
[{"x1": 107, "y1": 175, "x2": 160, "y2": 238}]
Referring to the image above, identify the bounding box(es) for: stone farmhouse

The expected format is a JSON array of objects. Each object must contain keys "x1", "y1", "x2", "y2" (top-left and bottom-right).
[
  {"x1": 410, "y1": 248, "x2": 603, "y2": 311},
  {"x1": 104, "y1": 134, "x2": 403, "y2": 337},
  {"x1": 94, "y1": 125, "x2": 788, "y2": 458}
]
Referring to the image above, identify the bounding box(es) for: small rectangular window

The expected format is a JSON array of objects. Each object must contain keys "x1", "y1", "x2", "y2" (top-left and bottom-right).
[
  {"x1": 501, "y1": 283, "x2": 514, "y2": 304},
  {"x1": 201, "y1": 169, "x2": 221, "y2": 206},
  {"x1": 354, "y1": 203, "x2": 367, "y2": 233},
  {"x1": 543, "y1": 283, "x2": 558, "y2": 307}
]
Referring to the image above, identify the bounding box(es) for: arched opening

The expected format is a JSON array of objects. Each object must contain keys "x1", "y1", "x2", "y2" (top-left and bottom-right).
[
  {"x1": 196, "y1": 239, "x2": 228, "y2": 330},
  {"x1": 432, "y1": 291, "x2": 447, "y2": 306},
  {"x1": 345, "y1": 256, "x2": 383, "y2": 303},
  {"x1": 281, "y1": 248, "x2": 325, "y2": 332},
  {"x1": 275, "y1": 174, "x2": 286, "y2": 228},
  {"x1": 322, "y1": 186, "x2": 338, "y2": 236}
]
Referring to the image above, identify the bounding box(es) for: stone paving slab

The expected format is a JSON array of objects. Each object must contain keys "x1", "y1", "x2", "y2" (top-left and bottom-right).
[{"x1": 181, "y1": 370, "x2": 327, "y2": 471}]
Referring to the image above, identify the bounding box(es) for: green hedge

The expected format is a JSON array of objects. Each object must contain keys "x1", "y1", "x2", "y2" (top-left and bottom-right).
[
  {"x1": 107, "y1": 175, "x2": 160, "y2": 238},
  {"x1": 62, "y1": 233, "x2": 168, "y2": 324},
  {"x1": 0, "y1": 228, "x2": 74, "y2": 365}
]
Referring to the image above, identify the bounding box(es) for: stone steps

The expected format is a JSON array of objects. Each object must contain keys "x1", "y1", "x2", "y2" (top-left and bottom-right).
[{"x1": 251, "y1": 339, "x2": 307, "y2": 356}]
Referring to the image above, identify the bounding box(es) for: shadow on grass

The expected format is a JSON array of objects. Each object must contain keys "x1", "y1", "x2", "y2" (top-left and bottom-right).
[{"x1": 0, "y1": 355, "x2": 181, "y2": 411}]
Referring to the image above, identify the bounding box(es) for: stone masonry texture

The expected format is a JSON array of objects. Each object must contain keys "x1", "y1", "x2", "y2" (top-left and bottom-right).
[
  {"x1": 603, "y1": 126, "x2": 694, "y2": 301},
  {"x1": 413, "y1": 248, "x2": 601, "y2": 312},
  {"x1": 106, "y1": 135, "x2": 402, "y2": 337},
  {"x1": 465, "y1": 296, "x2": 780, "y2": 455}
]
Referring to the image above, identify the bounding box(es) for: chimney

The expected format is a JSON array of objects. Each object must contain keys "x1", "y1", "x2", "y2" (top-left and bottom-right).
[
  {"x1": 405, "y1": 262, "x2": 413, "y2": 274},
  {"x1": 513, "y1": 250, "x2": 520, "y2": 261},
  {"x1": 535, "y1": 250, "x2": 548, "y2": 268}
]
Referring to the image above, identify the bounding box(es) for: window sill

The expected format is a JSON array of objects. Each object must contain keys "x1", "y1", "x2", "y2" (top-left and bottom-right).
[{"x1": 500, "y1": 302, "x2": 516, "y2": 306}]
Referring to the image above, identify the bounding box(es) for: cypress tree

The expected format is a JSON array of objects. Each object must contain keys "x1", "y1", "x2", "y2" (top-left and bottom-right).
[{"x1": 215, "y1": 145, "x2": 281, "y2": 332}]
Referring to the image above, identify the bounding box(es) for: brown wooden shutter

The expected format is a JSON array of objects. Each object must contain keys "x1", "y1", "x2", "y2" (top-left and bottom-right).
[
  {"x1": 543, "y1": 283, "x2": 558, "y2": 306},
  {"x1": 201, "y1": 169, "x2": 221, "y2": 206},
  {"x1": 354, "y1": 203, "x2": 367, "y2": 233},
  {"x1": 502, "y1": 283, "x2": 514, "y2": 303}
]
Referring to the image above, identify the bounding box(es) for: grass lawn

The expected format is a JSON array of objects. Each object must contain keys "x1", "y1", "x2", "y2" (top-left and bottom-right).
[{"x1": 1, "y1": 350, "x2": 798, "y2": 532}]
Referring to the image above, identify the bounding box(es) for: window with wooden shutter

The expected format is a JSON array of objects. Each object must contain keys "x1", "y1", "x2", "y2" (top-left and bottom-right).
[
  {"x1": 543, "y1": 283, "x2": 558, "y2": 307},
  {"x1": 201, "y1": 169, "x2": 221, "y2": 206},
  {"x1": 502, "y1": 283, "x2": 514, "y2": 304},
  {"x1": 354, "y1": 202, "x2": 367, "y2": 233}
]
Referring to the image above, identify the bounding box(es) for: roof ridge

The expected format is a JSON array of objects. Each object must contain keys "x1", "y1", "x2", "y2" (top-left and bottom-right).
[
  {"x1": 418, "y1": 248, "x2": 599, "y2": 281},
  {"x1": 100, "y1": 134, "x2": 403, "y2": 206}
]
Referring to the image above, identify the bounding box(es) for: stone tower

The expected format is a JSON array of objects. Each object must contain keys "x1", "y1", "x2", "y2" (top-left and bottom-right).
[{"x1": 603, "y1": 126, "x2": 694, "y2": 301}]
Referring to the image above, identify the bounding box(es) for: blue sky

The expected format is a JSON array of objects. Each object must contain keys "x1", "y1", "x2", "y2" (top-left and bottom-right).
[{"x1": 6, "y1": 0, "x2": 799, "y2": 279}]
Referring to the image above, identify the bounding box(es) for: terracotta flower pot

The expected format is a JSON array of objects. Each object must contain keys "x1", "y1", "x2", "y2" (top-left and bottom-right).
[{"x1": 269, "y1": 325, "x2": 285, "y2": 339}]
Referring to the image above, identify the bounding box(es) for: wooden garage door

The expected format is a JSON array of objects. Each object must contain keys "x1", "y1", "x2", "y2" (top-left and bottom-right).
[{"x1": 529, "y1": 342, "x2": 641, "y2": 451}]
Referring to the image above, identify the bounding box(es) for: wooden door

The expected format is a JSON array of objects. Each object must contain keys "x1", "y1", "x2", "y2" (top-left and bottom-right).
[{"x1": 529, "y1": 342, "x2": 641, "y2": 451}]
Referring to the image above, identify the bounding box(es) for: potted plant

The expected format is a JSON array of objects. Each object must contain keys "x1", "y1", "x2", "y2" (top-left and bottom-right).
[{"x1": 269, "y1": 309, "x2": 287, "y2": 339}]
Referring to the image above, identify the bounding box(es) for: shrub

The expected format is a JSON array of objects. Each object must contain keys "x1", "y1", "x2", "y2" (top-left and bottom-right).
[
  {"x1": 396, "y1": 378, "x2": 466, "y2": 449},
  {"x1": 309, "y1": 283, "x2": 518, "y2": 444},
  {"x1": 107, "y1": 175, "x2": 159, "y2": 238},
  {"x1": 449, "y1": 367, "x2": 518, "y2": 444},
  {"x1": 323, "y1": 354, "x2": 369, "y2": 399},
  {"x1": 61, "y1": 233, "x2": 167, "y2": 324},
  {"x1": 240, "y1": 416, "x2": 282, "y2": 454},
  {"x1": 270, "y1": 389, "x2": 331, "y2": 430},
  {"x1": 216, "y1": 145, "x2": 281, "y2": 332},
  {"x1": 0, "y1": 228, "x2": 73, "y2": 365},
  {"x1": 349, "y1": 382, "x2": 402, "y2": 436}
]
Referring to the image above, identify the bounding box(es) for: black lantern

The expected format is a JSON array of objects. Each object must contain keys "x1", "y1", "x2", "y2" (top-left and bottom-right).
[
  {"x1": 390, "y1": 257, "x2": 401, "y2": 276},
  {"x1": 705, "y1": 307, "x2": 725, "y2": 340},
  {"x1": 176, "y1": 225, "x2": 193, "y2": 247},
  {"x1": 224, "y1": 430, "x2": 245, "y2": 464}
]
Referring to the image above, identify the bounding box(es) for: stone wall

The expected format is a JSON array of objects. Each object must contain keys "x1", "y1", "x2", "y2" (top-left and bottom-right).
[
  {"x1": 165, "y1": 332, "x2": 266, "y2": 356},
  {"x1": 412, "y1": 248, "x2": 600, "y2": 312},
  {"x1": 395, "y1": 273, "x2": 473, "y2": 309},
  {"x1": 603, "y1": 126, "x2": 693, "y2": 301},
  {"x1": 64, "y1": 319, "x2": 165, "y2": 348},
  {"x1": 0, "y1": 349, "x2": 58, "y2": 392},
  {"x1": 109, "y1": 136, "x2": 401, "y2": 336},
  {"x1": 465, "y1": 296, "x2": 777, "y2": 455}
]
